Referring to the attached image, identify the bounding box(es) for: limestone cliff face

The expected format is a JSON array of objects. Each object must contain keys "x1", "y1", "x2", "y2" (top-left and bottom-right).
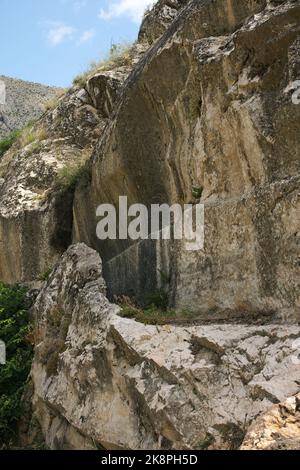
[
  {"x1": 1, "y1": 1, "x2": 298, "y2": 320},
  {"x1": 73, "y1": 0, "x2": 300, "y2": 322},
  {"x1": 30, "y1": 244, "x2": 300, "y2": 450},
  {"x1": 0, "y1": 0, "x2": 299, "y2": 450},
  {"x1": 138, "y1": 0, "x2": 189, "y2": 44},
  {"x1": 0, "y1": 45, "x2": 146, "y2": 283}
]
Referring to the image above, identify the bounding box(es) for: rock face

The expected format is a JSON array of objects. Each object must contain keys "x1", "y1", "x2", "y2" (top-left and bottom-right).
[
  {"x1": 0, "y1": 1, "x2": 299, "y2": 322},
  {"x1": 73, "y1": 0, "x2": 300, "y2": 322},
  {"x1": 139, "y1": 0, "x2": 189, "y2": 44},
  {"x1": 30, "y1": 244, "x2": 300, "y2": 450},
  {"x1": 241, "y1": 394, "x2": 300, "y2": 450},
  {"x1": 0, "y1": 75, "x2": 59, "y2": 140},
  {"x1": 0, "y1": 0, "x2": 299, "y2": 451},
  {"x1": 0, "y1": 45, "x2": 146, "y2": 284}
]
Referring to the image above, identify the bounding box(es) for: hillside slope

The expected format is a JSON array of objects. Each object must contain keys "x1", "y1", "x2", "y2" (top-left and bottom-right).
[{"x1": 0, "y1": 75, "x2": 60, "y2": 140}]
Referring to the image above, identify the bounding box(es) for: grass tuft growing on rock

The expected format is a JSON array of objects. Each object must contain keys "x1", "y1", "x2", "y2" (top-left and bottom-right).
[
  {"x1": 0, "y1": 130, "x2": 22, "y2": 159},
  {"x1": 0, "y1": 124, "x2": 48, "y2": 164},
  {"x1": 55, "y1": 162, "x2": 88, "y2": 190},
  {"x1": 117, "y1": 295, "x2": 195, "y2": 326},
  {"x1": 39, "y1": 267, "x2": 53, "y2": 282},
  {"x1": 54, "y1": 147, "x2": 92, "y2": 191},
  {"x1": 19, "y1": 126, "x2": 48, "y2": 149},
  {"x1": 73, "y1": 42, "x2": 134, "y2": 87},
  {"x1": 44, "y1": 89, "x2": 66, "y2": 111}
]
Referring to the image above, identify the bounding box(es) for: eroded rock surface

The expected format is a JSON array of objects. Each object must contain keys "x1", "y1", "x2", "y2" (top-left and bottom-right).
[
  {"x1": 0, "y1": 1, "x2": 299, "y2": 450},
  {"x1": 139, "y1": 0, "x2": 189, "y2": 44},
  {"x1": 1, "y1": 1, "x2": 298, "y2": 321},
  {"x1": 73, "y1": 0, "x2": 300, "y2": 321},
  {"x1": 0, "y1": 45, "x2": 146, "y2": 283},
  {"x1": 30, "y1": 244, "x2": 300, "y2": 450},
  {"x1": 241, "y1": 393, "x2": 300, "y2": 450}
]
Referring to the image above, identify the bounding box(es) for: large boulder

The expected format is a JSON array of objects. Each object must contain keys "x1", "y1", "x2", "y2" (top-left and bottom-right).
[{"x1": 30, "y1": 244, "x2": 300, "y2": 450}]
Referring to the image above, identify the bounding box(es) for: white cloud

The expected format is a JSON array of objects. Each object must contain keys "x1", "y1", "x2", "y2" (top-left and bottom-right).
[
  {"x1": 99, "y1": 0, "x2": 155, "y2": 24},
  {"x1": 47, "y1": 22, "x2": 76, "y2": 45},
  {"x1": 77, "y1": 29, "x2": 96, "y2": 45}
]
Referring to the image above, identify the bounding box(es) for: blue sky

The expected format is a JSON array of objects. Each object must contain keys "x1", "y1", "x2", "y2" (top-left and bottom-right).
[{"x1": 0, "y1": 0, "x2": 154, "y2": 87}]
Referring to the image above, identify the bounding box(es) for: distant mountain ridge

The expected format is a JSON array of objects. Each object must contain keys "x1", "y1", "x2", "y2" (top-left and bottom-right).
[{"x1": 0, "y1": 75, "x2": 60, "y2": 140}]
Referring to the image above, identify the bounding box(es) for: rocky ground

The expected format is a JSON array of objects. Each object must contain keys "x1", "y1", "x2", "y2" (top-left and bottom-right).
[
  {"x1": 241, "y1": 393, "x2": 300, "y2": 450},
  {"x1": 23, "y1": 243, "x2": 299, "y2": 450}
]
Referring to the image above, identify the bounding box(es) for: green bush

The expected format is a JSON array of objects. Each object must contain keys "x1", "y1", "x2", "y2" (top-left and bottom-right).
[
  {"x1": 117, "y1": 296, "x2": 179, "y2": 325},
  {"x1": 145, "y1": 289, "x2": 168, "y2": 311},
  {"x1": 192, "y1": 186, "x2": 203, "y2": 200},
  {"x1": 0, "y1": 130, "x2": 21, "y2": 160},
  {"x1": 0, "y1": 283, "x2": 33, "y2": 446}
]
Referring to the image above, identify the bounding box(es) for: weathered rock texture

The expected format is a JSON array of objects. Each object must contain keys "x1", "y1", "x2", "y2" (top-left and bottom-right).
[
  {"x1": 1, "y1": 1, "x2": 298, "y2": 322},
  {"x1": 0, "y1": 1, "x2": 299, "y2": 450},
  {"x1": 139, "y1": 0, "x2": 189, "y2": 44},
  {"x1": 241, "y1": 393, "x2": 300, "y2": 450},
  {"x1": 0, "y1": 45, "x2": 146, "y2": 283},
  {"x1": 30, "y1": 244, "x2": 300, "y2": 450},
  {"x1": 0, "y1": 75, "x2": 59, "y2": 139},
  {"x1": 73, "y1": 0, "x2": 300, "y2": 322}
]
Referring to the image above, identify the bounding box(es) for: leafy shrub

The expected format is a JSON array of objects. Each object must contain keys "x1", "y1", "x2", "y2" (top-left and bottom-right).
[
  {"x1": 0, "y1": 283, "x2": 33, "y2": 446},
  {"x1": 117, "y1": 293, "x2": 197, "y2": 326},
  {"x1": 145, "y1": 289, "x2": 168, "y2": 311},
  {"x1": 0, "y1": 130, "x2": 21, "y2": 160}
]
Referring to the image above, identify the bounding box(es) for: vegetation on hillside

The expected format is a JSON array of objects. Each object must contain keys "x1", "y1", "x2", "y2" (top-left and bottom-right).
[
  {"x1": 0, "y1": 283, "x2": 33, "y2": 447},
  {"x1": 54, "y1": 147, "x2": 92, "y2": 191},
  {"x1": 44, "y1": 88, "x2": 66, "y2": 111},
  {"x1": 73, "y1": 42, "x2": 134, "y2": 87},
  {"x1": 0, "y1": 130, "x2": 21, "y2": 160},
  {"x1": 0, "y1": 123, "x2": 48, "y2": 161}
]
